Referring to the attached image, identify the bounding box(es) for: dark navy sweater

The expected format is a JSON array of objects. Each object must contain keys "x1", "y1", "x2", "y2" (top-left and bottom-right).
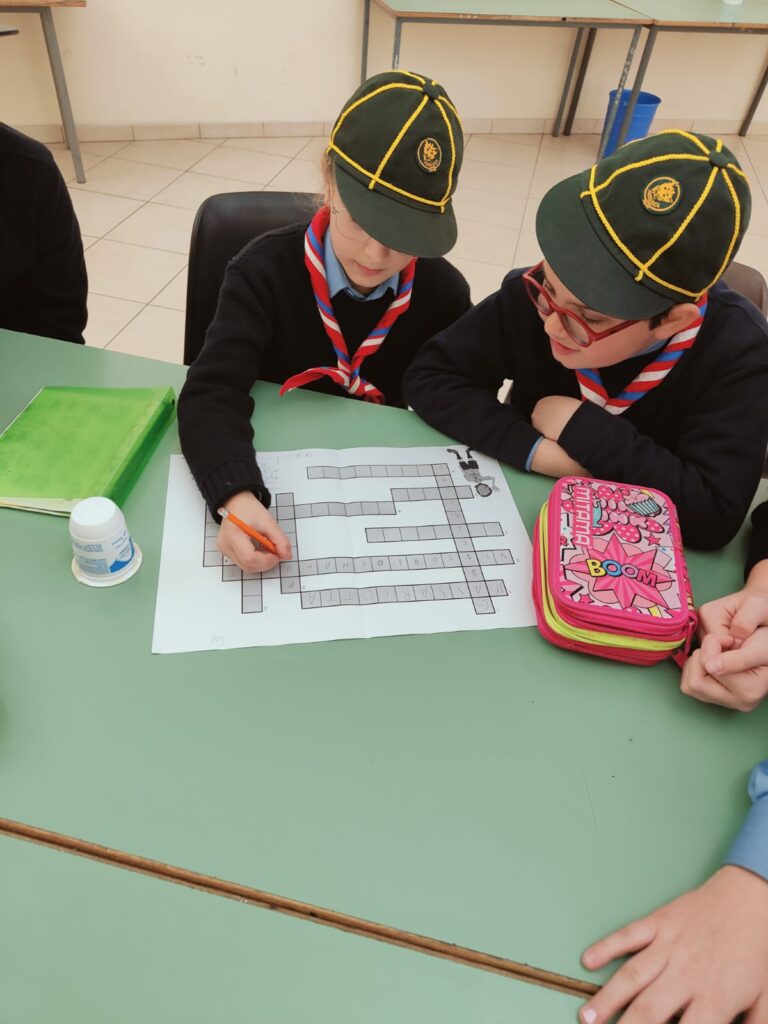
[
  {"x1": 178, "y1": 222, "x2": 471, "y2": 514},
  {"x1": 0, "y1": 124, "x2": 87, "y2": 344},
  {"x1": 404, "y1": 269, "x2": 768, "y2": 550}
]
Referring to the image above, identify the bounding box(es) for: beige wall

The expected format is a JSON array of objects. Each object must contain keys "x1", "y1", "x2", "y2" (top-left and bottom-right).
[{"x1": 1, "y1": 0, "x2": 768, "y2": 137}]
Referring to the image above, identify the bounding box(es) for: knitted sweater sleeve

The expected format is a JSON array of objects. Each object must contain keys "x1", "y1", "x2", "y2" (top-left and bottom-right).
[
  {"x1": 745, "y1": 502, "x2": 768, "y2": 579},
  {"x1": 178, "y1": 262, "x2": 274, "y2": 515},
  {"x1": 402, "y1": 282, "x2": 543, "y2": 468},
  {"x1": 556, "y1": 350, "x2": 768, "y2": 550},
  {"x1": 27, "y1": 158, "x2": 87, "y2": 344}
]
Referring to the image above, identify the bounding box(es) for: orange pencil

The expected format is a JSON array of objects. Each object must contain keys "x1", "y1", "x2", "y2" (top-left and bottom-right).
[{"x1": 218, "y1": 507, "x2": 279, "y2": 556}]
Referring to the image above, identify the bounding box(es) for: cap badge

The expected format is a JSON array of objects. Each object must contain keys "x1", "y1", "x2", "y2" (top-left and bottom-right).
[
  {"x1": 416, "y1": 137, "x2": 442, "y2": 173},
  {"x1": 642, "y1": 176, "x2": 682, "y2": 215}
]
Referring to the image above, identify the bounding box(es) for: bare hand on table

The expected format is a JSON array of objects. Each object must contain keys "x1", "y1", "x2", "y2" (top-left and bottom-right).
[{"x1": 580, "y1": 865, "x2": 768, "y2": 1024}]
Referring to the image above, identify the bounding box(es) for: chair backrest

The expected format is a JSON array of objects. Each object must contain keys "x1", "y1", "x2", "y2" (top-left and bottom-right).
[
  {"x1": 721, "y1": 260, "x2": 768, "y2": 317},
  {"x1": 184, "y1": 191, "x2": 319, "y2": 365}
]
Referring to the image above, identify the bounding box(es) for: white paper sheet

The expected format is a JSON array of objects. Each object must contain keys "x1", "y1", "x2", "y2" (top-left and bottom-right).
[{"x1": 152, "y1": 448, "x2": 536, "y2": 653}]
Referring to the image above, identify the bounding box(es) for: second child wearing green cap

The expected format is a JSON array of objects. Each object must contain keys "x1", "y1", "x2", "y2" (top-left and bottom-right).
[
  {"x1": 178, "y1": 70, "x2": 470, "y2": 573},
  {"x1": 404, "y1": 130, "x2": 768, "y2": 550}
]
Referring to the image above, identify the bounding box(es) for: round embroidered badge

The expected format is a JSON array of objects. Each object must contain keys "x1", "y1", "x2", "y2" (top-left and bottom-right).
[
  {"x1": 642, "y1": 176, "x2": 682, "y2": 215},
  {"x1": 416, "y1": 137, "x2": 442, "y2": 173}
]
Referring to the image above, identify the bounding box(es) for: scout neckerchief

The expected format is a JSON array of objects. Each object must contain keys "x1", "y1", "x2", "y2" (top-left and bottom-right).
[
  {"x1": 575, "y1": 296, "x2": 708, "y2": 415},
  {"x1": 279, "y1": 206, "x2": 417, "y2": 405}
]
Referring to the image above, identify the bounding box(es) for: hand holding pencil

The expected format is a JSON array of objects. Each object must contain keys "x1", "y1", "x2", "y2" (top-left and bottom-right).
[{"x1": 217, "y1": 491, "x2": 292, "y2": 573}]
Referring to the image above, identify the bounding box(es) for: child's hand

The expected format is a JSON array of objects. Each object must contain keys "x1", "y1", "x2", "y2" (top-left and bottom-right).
[
  {"x1": 681, "y1": 630, "x2": 768, "y2": 712},
  {"x1": 698, "y1": 559, "x2": 768, "y2": 645},
  {"x1": 531, "y1": 395, "x2": 582, "y2": 440},
  {"x1": 218, "y1": 491, "x2": 292, "y2": 573},
  {"x1": 580, "y1": 865, "x2": 768, "y2": 1024}
]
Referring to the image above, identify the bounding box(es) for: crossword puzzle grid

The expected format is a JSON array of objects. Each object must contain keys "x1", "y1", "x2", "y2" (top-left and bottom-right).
[{"x1": 202, "y1": 462, "x2": 515, "y2": 616}]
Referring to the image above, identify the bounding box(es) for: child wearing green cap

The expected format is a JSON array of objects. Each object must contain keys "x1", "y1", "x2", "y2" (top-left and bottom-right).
[
  {"x1": 404, "y1": 129, "x2": 768, "y2": 550},
  {"x1": 179, "y1": 70, "x2": 470, "y2": 572}
]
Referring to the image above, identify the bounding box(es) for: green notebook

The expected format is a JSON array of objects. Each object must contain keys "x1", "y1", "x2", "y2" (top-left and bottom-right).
[{"x1": 0, "y1": 386, "x2": 176, "y2": 515}]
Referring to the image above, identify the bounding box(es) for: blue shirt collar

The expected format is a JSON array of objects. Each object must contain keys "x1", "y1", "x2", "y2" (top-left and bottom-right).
[{"x1": 324, "y1": 231, "x2": 399, "y2": 302}]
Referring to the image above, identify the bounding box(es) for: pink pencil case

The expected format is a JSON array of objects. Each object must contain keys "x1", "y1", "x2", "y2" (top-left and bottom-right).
[{"x1": 532, "y1": 477, "x2": 696, "y2": 666}]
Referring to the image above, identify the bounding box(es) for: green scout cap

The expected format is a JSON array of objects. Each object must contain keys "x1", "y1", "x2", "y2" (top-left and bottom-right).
[
  {"x1": 536, "y1": 129, "x2": 751, "y2": 319},
  {"x1": 327, "y1": 69, "x2": 463, "y2": 258}
]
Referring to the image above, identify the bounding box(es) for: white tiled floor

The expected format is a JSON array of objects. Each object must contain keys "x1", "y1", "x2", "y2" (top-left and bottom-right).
[{"x1": 53, "y1": 132, "x2": 768, "y2": 366}]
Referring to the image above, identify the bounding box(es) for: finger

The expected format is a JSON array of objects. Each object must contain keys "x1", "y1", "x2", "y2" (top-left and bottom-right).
[
  {"x1": 680, "y1": 996, "x2": 742, "y2": 1024},
  {"x1": 699, "y1": 634, "x2": 725, "y2": 663},
  {"x1": 582, "y1": 917, "x2": 657, "y2": 970},
  {"x1": 680, "y1": 650, "x2": 735, "y2": 705},
  {"x1": 706, "y1": 645, "x2": 768, "y2": 676},
  {"x1": 618, "y1": 979, "x2": 689, "y2": 1024},
  {"x1": 265, "y1": 527, "x2": 292, "y2": 560},
  {"x1": 681, "y1": 669, "x2": 742, "y2": 709},
  {"x1": 579, "y1": 948, "x2": 667, "y2": 1024},
  {"x1": 220, "y1": 531, "x2": 280, "y2": 574},
  {"x1": 698, "y1": 598, "x2": 739, "y2": 636},
  {"x1": 731, "y1": 595, "x2": 768, "y2": 640}
]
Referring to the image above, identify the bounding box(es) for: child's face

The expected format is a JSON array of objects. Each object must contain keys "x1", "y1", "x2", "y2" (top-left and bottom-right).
[
  {"x1": 328, "y1": 185, "x2": 413, "y2": 295},
  {"x1": 539, "y1": 261, "x2": 662, "y2": 370}
]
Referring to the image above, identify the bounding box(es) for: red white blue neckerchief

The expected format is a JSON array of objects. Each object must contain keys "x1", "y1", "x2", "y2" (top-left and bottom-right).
[
  {"x1": 576, "y1": 295, "x2": 708, "y2": 415},
  {"x1": 279, "y1": 205, "x2": 417, "y2": 405}
]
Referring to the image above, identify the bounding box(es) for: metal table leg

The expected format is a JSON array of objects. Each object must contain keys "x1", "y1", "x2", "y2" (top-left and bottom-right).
[
  {"x1": 740, "y1": 52, "x2": 768, "y2": 137},
  {"x1": 615, "y1": 25, "x2": 657, "y2": 151},
  {"x1": 392, "y1": 17, "x2": 403, "y2": 69},
  {"x1": 564, "y1": 27, "x2": 596, "y2": 136},
  {"x1": 361, "y1": 0, "x2": 371, "y2": 83},
  {"x1": 553, "y1": 28, "x2": 585, "y2": 137},
  {"x1": 597, "y1": 25, "x2": 641, "y2": 159},
  {"x1": 39, "y1": 6, "x2": 85, "y2": 183}
]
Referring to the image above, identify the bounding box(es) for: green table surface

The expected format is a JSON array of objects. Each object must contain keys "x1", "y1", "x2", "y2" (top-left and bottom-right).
[
  {"x1": 618, "y1": 0, "x2": 768, "y2": 28},
  {"x1": 1, "y1": 329, "x2": 767, "y2": 986},
  {"x1": 373, "y1": 0, "x2": 648, "y2": 23},
  {"x1": 0, "y1": 834, "x2": 580, "y2": 1024}
]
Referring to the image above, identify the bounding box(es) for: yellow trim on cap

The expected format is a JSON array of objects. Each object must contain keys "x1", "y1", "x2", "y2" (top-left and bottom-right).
[
  {"x1": 331, "y1": 82, "x2": 424, "y2": 146},
  {"x1": 634, "y1": 165, "x2": 718, "y2": 282},
  {"x1": 577, "y1": 133, "x2": 748, "y2": 300},
  {"x1": 434, "y1": 97, "x2": 457, "y2": 205},
  {"x1": 328, "y1": 143, "x2": 449, "y2": 209},
  {"x1": 712, "y1": 168, "x2": 743, "y2": 283},
  {"x1": 368, "y1": 94, "x2": 429, "y2": 191},
  {"x1": 436, "y1": 95, "x2": 463, "y2": 132},
  {"x1": 584, "y1": 153, "x2": 709, "y2": 198},
  {"x1": 400, "y1": 69, "x2": 426, "y2": 84}
]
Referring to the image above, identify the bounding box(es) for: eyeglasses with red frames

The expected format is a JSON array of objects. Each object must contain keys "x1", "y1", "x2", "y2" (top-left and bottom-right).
[{"x1": 522, "y1": 261, "x2": 639, "y2": 349}]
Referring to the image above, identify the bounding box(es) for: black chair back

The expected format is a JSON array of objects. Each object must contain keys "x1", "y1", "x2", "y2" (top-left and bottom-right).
[
  {"x1": 184, "y1": 191, "x2": 319, "y2": 365},
  {"x1": 722, "y1": 260, "x2": 768, "y2": 318}
]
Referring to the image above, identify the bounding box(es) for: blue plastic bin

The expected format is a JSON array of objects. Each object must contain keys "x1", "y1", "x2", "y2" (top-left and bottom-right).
[{"x1": 602, "y1": 89, "x2": 661, "y2": 157}]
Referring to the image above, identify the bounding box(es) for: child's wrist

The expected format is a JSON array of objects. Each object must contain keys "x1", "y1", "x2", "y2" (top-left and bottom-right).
[{"x1": 747, "y1": 559, "x2": 768, "y2": 594}]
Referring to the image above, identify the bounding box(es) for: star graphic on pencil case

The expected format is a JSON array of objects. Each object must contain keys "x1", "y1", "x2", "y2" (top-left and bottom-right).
[{"x1": 566, "y1": 534, "x2": 673, "y2": 610}]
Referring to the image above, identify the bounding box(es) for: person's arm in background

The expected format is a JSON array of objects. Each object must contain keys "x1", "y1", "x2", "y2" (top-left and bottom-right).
[
  {"x1": 403, "y1": 272, "x2": 585, "y2": 478},
  {"x1": 551, "y1": 354, "x2": 768, "y2": 550},
  {"x1": 22, "y1": 157, "x2": 87, "y2": 344},
  {"x1": 178, "y1": 262, "x2": 291, "y2": 573},
  {"x1": 580, "y1": 761, "x2": 768, "y2": 1024}
]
